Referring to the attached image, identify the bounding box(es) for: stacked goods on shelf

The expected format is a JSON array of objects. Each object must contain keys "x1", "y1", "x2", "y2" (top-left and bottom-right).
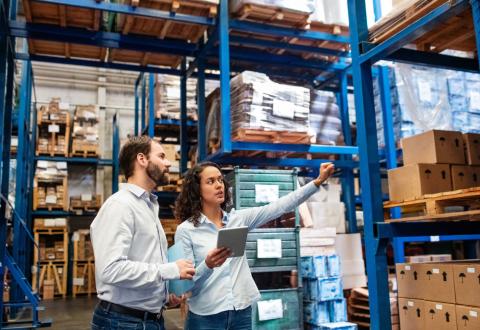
[
  {"x1": 300, "y1": 180, "x2": 346, "y2": 234},
  {"x1": 385, "y1": 129, "x2": 480, "y2": 223},
  {"x1": 226, "y1": 168, "x2": 303, "y2": 329},
  {"x1": 32, "y1": 218, "x2": 69, "y2": 299},
  {"x1": 72, "y1": 230, "x2": 95, "y2": 297},
  {"x1": 309, "y1": 90, "x2": 344, "y2": 146},
  {"x1": 71, "y1": 105, "x2": 100, "y2": 157},
  {"x1": 33, "y1": 161, "x2": 68, "y2": 211},
  {"x1": 230, "y1": 0, "x2": 314, "y2": 29},
  {"x1": 36, "y1": 98, "x2": 70, "y2": 157},
  {"x1": 161, "y1": 219, "x2": 179, "y2": 247},
  {"x1": 347, "y1": 287, "x2": 399, "y2": 330},
  {"x1": 206, "y1": 71, "x2": 311, "y2": 152},
  {"x1": 396, "y1": 261, "x2": 480, "y2": 329}
]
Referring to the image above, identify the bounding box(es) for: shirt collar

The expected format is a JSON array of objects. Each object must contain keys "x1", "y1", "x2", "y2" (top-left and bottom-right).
[
  {"x1": 199, "y1": 210, "x2": 229, "y2": 225},
  {"x1": 123, "y1": 183, "x2": 157, "y2": 201}
]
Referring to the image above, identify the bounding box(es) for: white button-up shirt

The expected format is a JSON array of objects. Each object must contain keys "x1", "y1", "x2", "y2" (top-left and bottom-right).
[
  {"x1": 175, "y1": 181, "x2": 319, "y2": 316},
  {"x1": 91, "y1": 183, "x2": 179, "y2": 313}
]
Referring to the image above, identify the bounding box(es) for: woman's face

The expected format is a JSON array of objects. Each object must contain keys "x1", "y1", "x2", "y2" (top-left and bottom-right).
[{"x1": 199, "y1": 166, "x2": 225, "y2": 206}]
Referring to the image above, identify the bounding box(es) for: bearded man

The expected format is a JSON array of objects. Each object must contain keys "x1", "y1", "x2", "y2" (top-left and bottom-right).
[{"x1": 90, "y1": 136, "x2": 195, "y2": 330}]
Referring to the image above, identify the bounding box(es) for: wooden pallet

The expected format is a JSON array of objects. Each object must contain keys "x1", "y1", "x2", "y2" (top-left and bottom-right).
[
  {"x1": 36, "y1": 110, "x2": 71, "y2": 157},
  {"x1": 28, "y1": 39, "x2": 107, "y2": 61},
  {"x1": 72, "y1": 260, "x2": 96, "y2": 297},
  {"x1": 384, "y1": 187, "x2": 480, "y2": 222},
  {"x1": 33, "y1": 177, "x2": 68, "y2": 211},
  {"x1": 232, "y1": 128, "x2": 311, "y2": 144},
  {"x1": 22, "y1": 0, "x2": 104, "y2": 30},
  {"x1": 116, "y1": 0, "x2": 217, "y2": 42},
  {"x1": 70, "y1": 142, "x2": 99, "y2": 158},
  {"x1": 231, "y1": 2, "x2": 310, "y2": 29},
  {"x1": 70, "y1": 195, "x2": 102, "y2": 212},
  {"x1": 108, "y1": 48, "x2": 183, "y2": 68},
  {"x1": 32, "y1": 261, "x2": 68, "y2": 299}
]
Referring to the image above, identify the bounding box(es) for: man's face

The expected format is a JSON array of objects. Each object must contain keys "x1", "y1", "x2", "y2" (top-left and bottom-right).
[{"x1": 146, "y1": 142, "x2": 171, "y2": 187}]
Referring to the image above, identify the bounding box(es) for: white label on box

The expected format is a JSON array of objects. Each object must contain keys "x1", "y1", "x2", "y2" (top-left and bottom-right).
[
  {"x1": 45, "y1": 195, "x2": 57, "y2": 204},
  {"x1": 470, "y1": 91, "x2": 480, "y2": 108},
  {"x1": 73, "y1": 278, "x2": 85, "y2": 286},
  {"x1": 72, "y1": 232, "x2": 80, "y2": 242},
  {"x1": 255, "y1": 184, "x2": 279, "y2": 203},
  {"x1": 11, "y1": 137, "x2": 18, "y2": 147},
  {"x1": 418, "y1": 81, "x2": 432, "y2": 103},
  {"x1": 430, "y1": 236, "x2": 440, "y2": 242},
  {"x1": 257, "y1": 299, "x2": 283, "y2": 321},
  {"x1": 468, "y1": 267, "x2": 476, "y2": 273},
  {"x1": 407, "y1": 301, "x2": 414, "y2": 307},
  {"x1": 86, "y1": 135, "x2": 97, "y2": 142},
  {"x1": 436, "y1": 304, "x2": 443, "y2": 310},
  {"x1": 405, "y1": 265, "x2": 411, "y2": 271},
  {"x1": 81, "y1": 193, "x2": 92, "y2": 202},
  {"x1": 48, "y1": 124, "x2": 60, "y2": 133},
  {"x1": 470, "y1": 311, "x2": 478, "y2": 318},
  {"x1": 432, "y1": 268, "x2": 440, "y2": 274},
  {"x1": 272, "y1": 99, "x2": 295, "y2": 119},
  {"x1": 37, "y1": 160, "x2": 48, "y2": 168},
  {"x1": 56, "y1": 162, "x2": 67, "y2": 170},
  {"x1": 31, "y1": 265, "x2": 37, "y2": 274},
  {"x1": 46, "y1": 167, "x2": 58, "y2": 175},
  {"x1": 257, "y1": 239, "x2": 282, "y2": 259},
  {"x1": 55, "y1": 218, "x2": 66, "y2": 226},
  {"x1": 44, "y1": 219, "x2": 56, "y2": 227},
  {"x1": 59, "y1": 102, "x2": 70, "y2": 110}
]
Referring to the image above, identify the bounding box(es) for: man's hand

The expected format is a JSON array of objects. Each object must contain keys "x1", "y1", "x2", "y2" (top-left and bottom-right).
[
  {"x1": 167, "y1": 293, "x2": 184, "y2": 308},
  {"x1": 176, "y1": 259, "x2": 195, "y2": 280},
  {"x1": 205, "y1": 247, "x2": 231, "y2": 269},
  {"x1": 314, "y1": 162, "x2": 335, "y2": 187}
]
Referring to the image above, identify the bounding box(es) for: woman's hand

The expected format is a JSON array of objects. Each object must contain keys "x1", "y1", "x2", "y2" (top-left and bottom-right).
[
  {"x1": 314, "y1": 162, "x2": 335, "y2": 187},
  {"x1": 205, "y1": 247, "x2": 231, "y2": 269},
  {"x1": 167, "y1": 293, "x2": 184, "y2": 308}
]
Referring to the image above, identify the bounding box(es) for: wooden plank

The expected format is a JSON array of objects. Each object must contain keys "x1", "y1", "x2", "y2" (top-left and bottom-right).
[{"x1": 385, "y1": 209, "x2": 480, "y2": 223}]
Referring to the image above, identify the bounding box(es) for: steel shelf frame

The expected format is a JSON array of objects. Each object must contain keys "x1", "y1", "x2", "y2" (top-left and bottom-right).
[{"x1": 348, "y1": 0, "x2": 480, "y2": 329}]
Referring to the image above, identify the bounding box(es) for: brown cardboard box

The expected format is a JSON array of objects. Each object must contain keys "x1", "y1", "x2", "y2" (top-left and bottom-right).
[
  {"x1": 43, "y1": 280, "x2": 54, "y2": 300},
  {"x1": 471, "y1": 166, "x2": 480, "y2": 188},
  {"x1": 418, "y1": 263, "x2": 456, "y2": 303},
  {"x1": 464, "y1": 133, "x2": 480, "y2": 165},
  {"x1": 424, "y1": 301, "x2": 457, "y2": 330},
  {"x1": 456, "y1": 305, "x2": 480, "y2": 329},
  {"x1": 402, "y1": 130, "x2": 465, "y2": 165},
  {"x1": 398, "y1": 298, "x2": 425, "y2": 330},
  {"x1": 453, "y1": 264, "x2": 480, "y2": 307},
  {"x1": 396, "y1": 263, "x2": 422, "y2": 299},
  {"x1": 451, "y1": 166, "x2": 476, "y2": 190},
  {"x1": 388, "y1": 164, "x2": 452, "y2": 201}
]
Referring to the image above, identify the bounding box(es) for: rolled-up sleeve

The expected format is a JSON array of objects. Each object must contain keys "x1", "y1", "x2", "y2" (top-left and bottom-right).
[
  {"x1": 235, "y1": 181, "x2": 319, "y2": 230},
  {"x1": 91, "y1": 200, "x2": 179, "y2": 290},
  {"x1": 175, "y1": 226, "x2": 214, "y2": 297}
]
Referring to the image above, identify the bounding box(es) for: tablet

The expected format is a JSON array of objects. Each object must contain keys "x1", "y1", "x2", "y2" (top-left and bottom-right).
[{"x1": 217, "y1": 226, "x2": 249, "y2": 258}]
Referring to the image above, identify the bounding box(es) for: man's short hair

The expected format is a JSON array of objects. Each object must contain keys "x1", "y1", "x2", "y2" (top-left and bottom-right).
[{"x1": 119, "y1": 136, "x2": 153, "y2": 179}]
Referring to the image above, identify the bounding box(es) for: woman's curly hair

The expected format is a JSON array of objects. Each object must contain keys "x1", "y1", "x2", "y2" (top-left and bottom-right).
[{"x1": 174, "y1": 162, "x2": 231, "y2": 226}]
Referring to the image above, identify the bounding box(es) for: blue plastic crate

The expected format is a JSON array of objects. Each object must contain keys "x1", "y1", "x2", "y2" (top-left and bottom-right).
[
  {"x1": 304, "y1": 301, "x2": 329, "y2": 326},
  {"x1": 329, "y1": 299, "x2": 347, "y2": 323},
  {"x1": 301, "y1": 256, "x2": 328, "y2": 279},
  {"x1": 327, "y1": 255, "x2": 341, "y2": 277},
  {"x1": 317, "y1": 322, "x2": 358, "y2": 330},
  {"x1": 306, "y1": 277, "x2": 343, "y2": 302}
]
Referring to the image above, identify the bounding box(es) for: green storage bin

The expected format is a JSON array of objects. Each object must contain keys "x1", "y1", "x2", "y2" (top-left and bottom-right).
[{"x1": 251, "y1": 288, "x2": 303, "y2": 330}]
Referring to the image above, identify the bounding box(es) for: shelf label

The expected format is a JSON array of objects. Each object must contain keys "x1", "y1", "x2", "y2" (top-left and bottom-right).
[
  {"x1": 257, "y1": 239, "x2": 282, "y2": 259},
  {"x1": 81, "y1": 193, "x2": 92, "y2": 202},
  {"x1": 257, "y1": 299, "x2": 283, "y2": 321},
  {"x1": 255, "y1": 184, "x2": 279, "y2": 203},
  {"x1": 48, "y1": 124, "x2": 60, "y2": 133},
  {"x1": 430, "y1": 236, "x2": 440, "y2": 242}
]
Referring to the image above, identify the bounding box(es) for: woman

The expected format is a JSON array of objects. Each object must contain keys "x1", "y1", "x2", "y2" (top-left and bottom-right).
[{"x1": 174, "y1": 161, "x2": 334, "y2": 330}]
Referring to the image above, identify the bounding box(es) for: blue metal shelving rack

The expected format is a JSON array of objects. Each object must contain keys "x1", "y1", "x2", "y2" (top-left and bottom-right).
[{"x1": 348, "y1": 0, "x2": 480, "y2": 328}]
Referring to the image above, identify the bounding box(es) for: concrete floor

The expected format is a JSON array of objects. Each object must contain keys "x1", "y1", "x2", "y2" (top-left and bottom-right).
[{"x1": 14, "y1": 297, "x2": 184, "y2": 329}]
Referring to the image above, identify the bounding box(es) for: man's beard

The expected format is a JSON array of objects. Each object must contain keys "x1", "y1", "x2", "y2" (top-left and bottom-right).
[{"x1": 146, "y1": 161, "x2": 169, "y2": 187}]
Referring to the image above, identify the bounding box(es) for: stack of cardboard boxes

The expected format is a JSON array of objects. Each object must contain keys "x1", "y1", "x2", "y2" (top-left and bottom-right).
[
  {"x1": 34, "y1": 161, "x2": 68, "y2": 211},
  {"x1": 36, "y1": 98, "x2": 70, "y2": 157},
  {"x1": 397, "y1": 261, "x2": 480, "y2": 329},
  {"x1": 71, "y1": 105, "x2": 100, "y2": 157},
  {"x1": 388, "y1": 130, "x2": 480, "y2": 202}
]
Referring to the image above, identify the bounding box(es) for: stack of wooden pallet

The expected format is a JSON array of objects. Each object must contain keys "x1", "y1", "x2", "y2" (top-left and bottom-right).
[
  {"x1": 71, "y1": 105, "x2": 100, "y2": 158},
  {"x1": 70, "y1": 194, "x2": 103, "y2": 213},
  {"x1": 33, "y1": 161, "x2": 68, "y2": 211},
  {"x1": 72, "y1": 230, "x2": 96, "y2": 297},
  {"x1": 36, "y1": 98, "x2": 71, "y2": 157}
]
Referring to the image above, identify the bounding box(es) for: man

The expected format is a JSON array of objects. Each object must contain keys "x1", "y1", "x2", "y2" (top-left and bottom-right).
[{"x1": 90, "y1": 136, "x2": 195, "y2": 330}]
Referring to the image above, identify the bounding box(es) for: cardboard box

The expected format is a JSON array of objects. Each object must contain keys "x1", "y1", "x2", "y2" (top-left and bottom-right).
[
  {"x1": 402, "y1": 130, "x2": 465, "y2": 165},
  {"x1": 388, "y1": 164, "x2": 452, "y2": 202},
  {"x1": 453, "y1": 263, "x2": 480, "y2": 307},
  {"x1": 451, "y1": 165, "x2": 476, "y2": 190},
  {"x1": 464, "y1": 133, "x2": 480, "y2": 165},
  {"x1": 471, "y1": 166, "x2": 480, "y2": 188},
  {"x1": 398, "y1": 298, "x2": 425, "y2": 330},
  {"x1": 417, "y1": 263, "x2": 456, "y2": 303},
  {"x1": 456, "y1": 305, "x2": 480, "y2": 330},
  {"x1": 424, "y1": 301, "x2": 456, "y2": 330},
  {"x1": 396, "y1": 263, "x2": 422, "y2": 299},
  {"x1": 43, "y1": 280, "x2": 55, "y2": 300}
]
